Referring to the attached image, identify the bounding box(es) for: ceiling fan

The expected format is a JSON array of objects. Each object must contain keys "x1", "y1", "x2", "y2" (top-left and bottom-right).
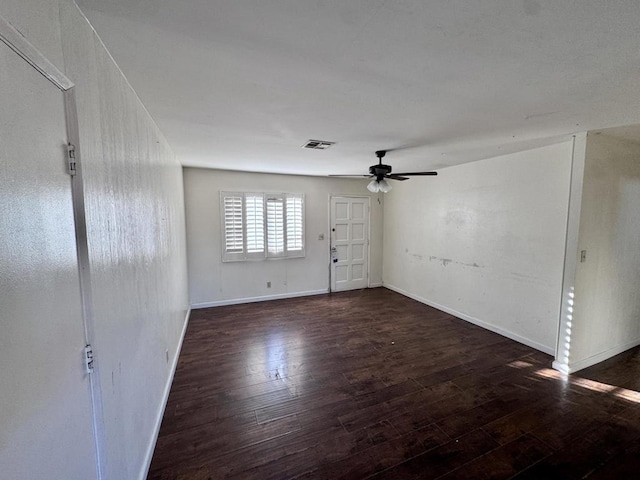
[{"x1": 330, "y1": 150, "x2": 437, "y2": 193}]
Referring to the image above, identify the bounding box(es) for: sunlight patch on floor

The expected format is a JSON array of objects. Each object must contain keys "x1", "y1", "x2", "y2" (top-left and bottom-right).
[
  {"x1": 533, "y1": 368, "x2": 640, "y2": 404},
  {"x1": 533, "y1": 368, "x2": 568, "y2": 381},
  {"x1": 507, "y1": 360, "x2": 533, "y2": 369}
]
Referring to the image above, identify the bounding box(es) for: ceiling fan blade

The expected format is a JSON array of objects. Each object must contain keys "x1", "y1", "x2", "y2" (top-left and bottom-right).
[
  {"x1": 392, "y1": 171, "x2": 438, "y2": 176},
  {"x1": 328, "y1": 174, "x2": 372, "y2": 177},
  {"x1": 386, "y1": 174, "x2": 409, "y2": 181}
]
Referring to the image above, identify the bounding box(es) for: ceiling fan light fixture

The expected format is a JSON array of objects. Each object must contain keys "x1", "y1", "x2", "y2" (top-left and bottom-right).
[
  {"x1": 367, "y1": 179, "x2": 380, "y2": 192},
  {"x1": 329, "y1": 150, "x2": 436, "y2": 192},
  {"x1": 378, "y1": 179, "x2": 392, "y2": 193}
]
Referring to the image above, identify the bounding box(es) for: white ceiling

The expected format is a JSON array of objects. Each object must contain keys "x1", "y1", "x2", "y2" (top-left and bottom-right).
[{"x1": 75, "y1": 0, "x2": 640, "y2": 176}]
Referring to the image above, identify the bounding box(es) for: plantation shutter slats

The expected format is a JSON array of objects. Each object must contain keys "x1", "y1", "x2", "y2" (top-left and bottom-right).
[
  {"x1": 245, "y1": 194, "x2": 265, "y2": 255},
  {"x1": 221, "y1": 192, "x2": 304, "y2": 261},
  {"x1": 267, "y1": 197, "x2": 285, "y2": 256},
  {"x1": 223, "y1": 195, "x2": 243, "y2": 255},
  {"x1": 286, "y1": 195, "x2": 303, "y2": 252}
]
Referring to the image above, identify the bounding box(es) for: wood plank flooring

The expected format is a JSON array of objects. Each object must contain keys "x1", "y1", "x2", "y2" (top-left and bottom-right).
[{"x1": 147, "y1": 288, "x2": 640, "y2": 479}]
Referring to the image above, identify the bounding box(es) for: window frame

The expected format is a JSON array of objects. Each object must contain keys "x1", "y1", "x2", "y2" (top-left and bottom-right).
[{"x1": 220, "y1": 191, "x2": 305, "y2": 262}]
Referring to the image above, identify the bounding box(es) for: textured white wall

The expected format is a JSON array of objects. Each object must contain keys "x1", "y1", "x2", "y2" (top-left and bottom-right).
[
  {"x1": 383, "y1": 142, "x2": 573, "y2": 353},
  {"x1": 184, "y1": 167, "x2": 383, "y2": 306},
  {"x1": 567, "y1": 133, "x2": 640, "y2": 371},
  {"x1": 60, "y1": 3, "x2": 190, "y2": 478},
  {"x1": 0, "y1": 1, "x2": 190, "y2": 479}
]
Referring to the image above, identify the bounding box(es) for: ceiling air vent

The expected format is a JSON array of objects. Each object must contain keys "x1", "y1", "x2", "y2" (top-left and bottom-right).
[{"x1": 302, "y1": 139, "x2": 335, "y2": 150}]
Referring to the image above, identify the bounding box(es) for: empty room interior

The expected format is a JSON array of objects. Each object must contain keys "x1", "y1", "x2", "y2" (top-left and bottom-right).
[{"x1": 3, "y1": 1, "x2": 640, "y2": 479}]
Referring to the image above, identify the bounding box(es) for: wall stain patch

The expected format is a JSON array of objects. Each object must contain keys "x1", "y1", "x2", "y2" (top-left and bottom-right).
[
  {"x1": 427, "y1": 255, "x2": 483, "y2": 268},
  {"x1": 406, "y1": 250, "x2": 483, "y2": 269}
]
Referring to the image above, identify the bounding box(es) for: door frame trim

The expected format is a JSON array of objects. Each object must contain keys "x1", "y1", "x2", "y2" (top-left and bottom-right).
[
  {"x1": 0, "y1": 15, "x2": 73, "y2": 90},
  {"x1": 65, "y1": 88, "x2": 107, "y2": 480},
  {"x1": 328, "y1": 195, "x2": 371, "y2": 292}
]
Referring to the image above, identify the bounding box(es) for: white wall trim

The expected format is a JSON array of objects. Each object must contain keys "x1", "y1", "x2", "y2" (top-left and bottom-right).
[
  {"x1": 383, "y1": 283, "x2": 555, "y2": 355},
  {"x1": 139, "y1": 307, "x2": 191, "y2": 480},
  {"x1": 554, "y1": 133, "x2": 587, "y2": 370},
  {"x1": 65, "y1": 88, "x2": 107, "y2": 480},
  {"x1": 191, "y1": 289, "x2": 329, "y2": 309},
  {"x1": 553, "y1": 337, "x2": 640, "y2": 374},
  {"x1": 0, "y1": 12, "x2": 73, "y2": 90},
  {"x1": 369, "y1": 283, "x2": 383, "y2": 288}
]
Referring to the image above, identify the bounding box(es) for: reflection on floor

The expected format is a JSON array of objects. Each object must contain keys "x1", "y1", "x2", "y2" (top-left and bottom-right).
[{"x1": 147, "y1": 288, "x2": 640, "y2": 479}]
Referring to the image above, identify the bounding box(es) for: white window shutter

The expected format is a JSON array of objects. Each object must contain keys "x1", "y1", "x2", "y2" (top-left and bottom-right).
[
  {"x1": 222, "y1": 191, "x2": 305, "y2": 261},
  {"x1": 245, "y1": 194, "x2": 266, "y2": 258},
  {"x1": 266, "y1": 196, "x2": 285, "y2": 256},
  {"x1": 223, "y1": 194, "x2": 243, "y2": 260},
  {"x1": 286, "y1": 194, "x2": 304, "y2": 256}
]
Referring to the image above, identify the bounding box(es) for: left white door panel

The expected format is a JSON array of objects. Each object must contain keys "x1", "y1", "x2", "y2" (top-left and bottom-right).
[{"x1": 0, "y1": 41, "x2": 98, "y2": 479}]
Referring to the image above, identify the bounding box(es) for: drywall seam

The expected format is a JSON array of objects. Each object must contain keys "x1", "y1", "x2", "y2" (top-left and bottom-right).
[
  {"x1": 191, "y1": 289, "x2": 329, "y2": 309},
  {"x1": 384, "y1": 283, "x2": 555, "y2": 355},
  {"x1": 138, "y1": 307, "x2": 191, "y2": 480},
  {"x1": 555, "y1": 337, "x2": 640, "y2": 374}
]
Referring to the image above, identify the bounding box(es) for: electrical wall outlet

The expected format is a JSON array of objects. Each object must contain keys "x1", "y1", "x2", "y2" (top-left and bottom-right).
[{"x1": 267, "y1": 281, "x2": 271, "y2": 288}]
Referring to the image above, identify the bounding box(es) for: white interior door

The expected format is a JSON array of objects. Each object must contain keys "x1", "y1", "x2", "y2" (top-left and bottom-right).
[
  {"x1": 0, "y1": 41, "x2": 98, "y2": 479},
  {"x1": 330, "y1": 196, "x2": 370, "y2": 291}
]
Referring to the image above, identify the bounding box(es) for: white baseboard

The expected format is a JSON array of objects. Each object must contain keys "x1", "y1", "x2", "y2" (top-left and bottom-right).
[
  {"x1": 191, "y1": 289, "x2": 329, "y2": 309},
  {"x1": 554, "y1": 337, "x2": 640, "y2": 374},
  {"x1": 369, "y1": 282, "x2": 383, "y2": 288},
  {"x1": 383, "y1": 283, "x2": 555, "y2": 356},
  {"x1": 139, "y1": 307, "x2": 191, "y2": 480}
]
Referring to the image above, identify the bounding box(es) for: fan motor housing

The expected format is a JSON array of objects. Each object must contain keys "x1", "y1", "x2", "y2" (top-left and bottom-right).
[{"x1": 370, "y1": 164, "x2": 392, "y2": 176}]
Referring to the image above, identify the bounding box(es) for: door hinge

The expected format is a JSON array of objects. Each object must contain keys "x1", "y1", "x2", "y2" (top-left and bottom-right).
[
  {"x1": 84, "y1": 344, "x2": 94, "y2": 374},
  {"x1": 67, "y1": 143, "x2": 77, "y2": 176}
]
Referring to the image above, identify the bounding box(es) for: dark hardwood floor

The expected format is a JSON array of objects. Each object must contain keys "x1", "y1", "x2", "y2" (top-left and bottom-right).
[{"x1": 147, "y1": 288, "x2": 640, "y2": 479}]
